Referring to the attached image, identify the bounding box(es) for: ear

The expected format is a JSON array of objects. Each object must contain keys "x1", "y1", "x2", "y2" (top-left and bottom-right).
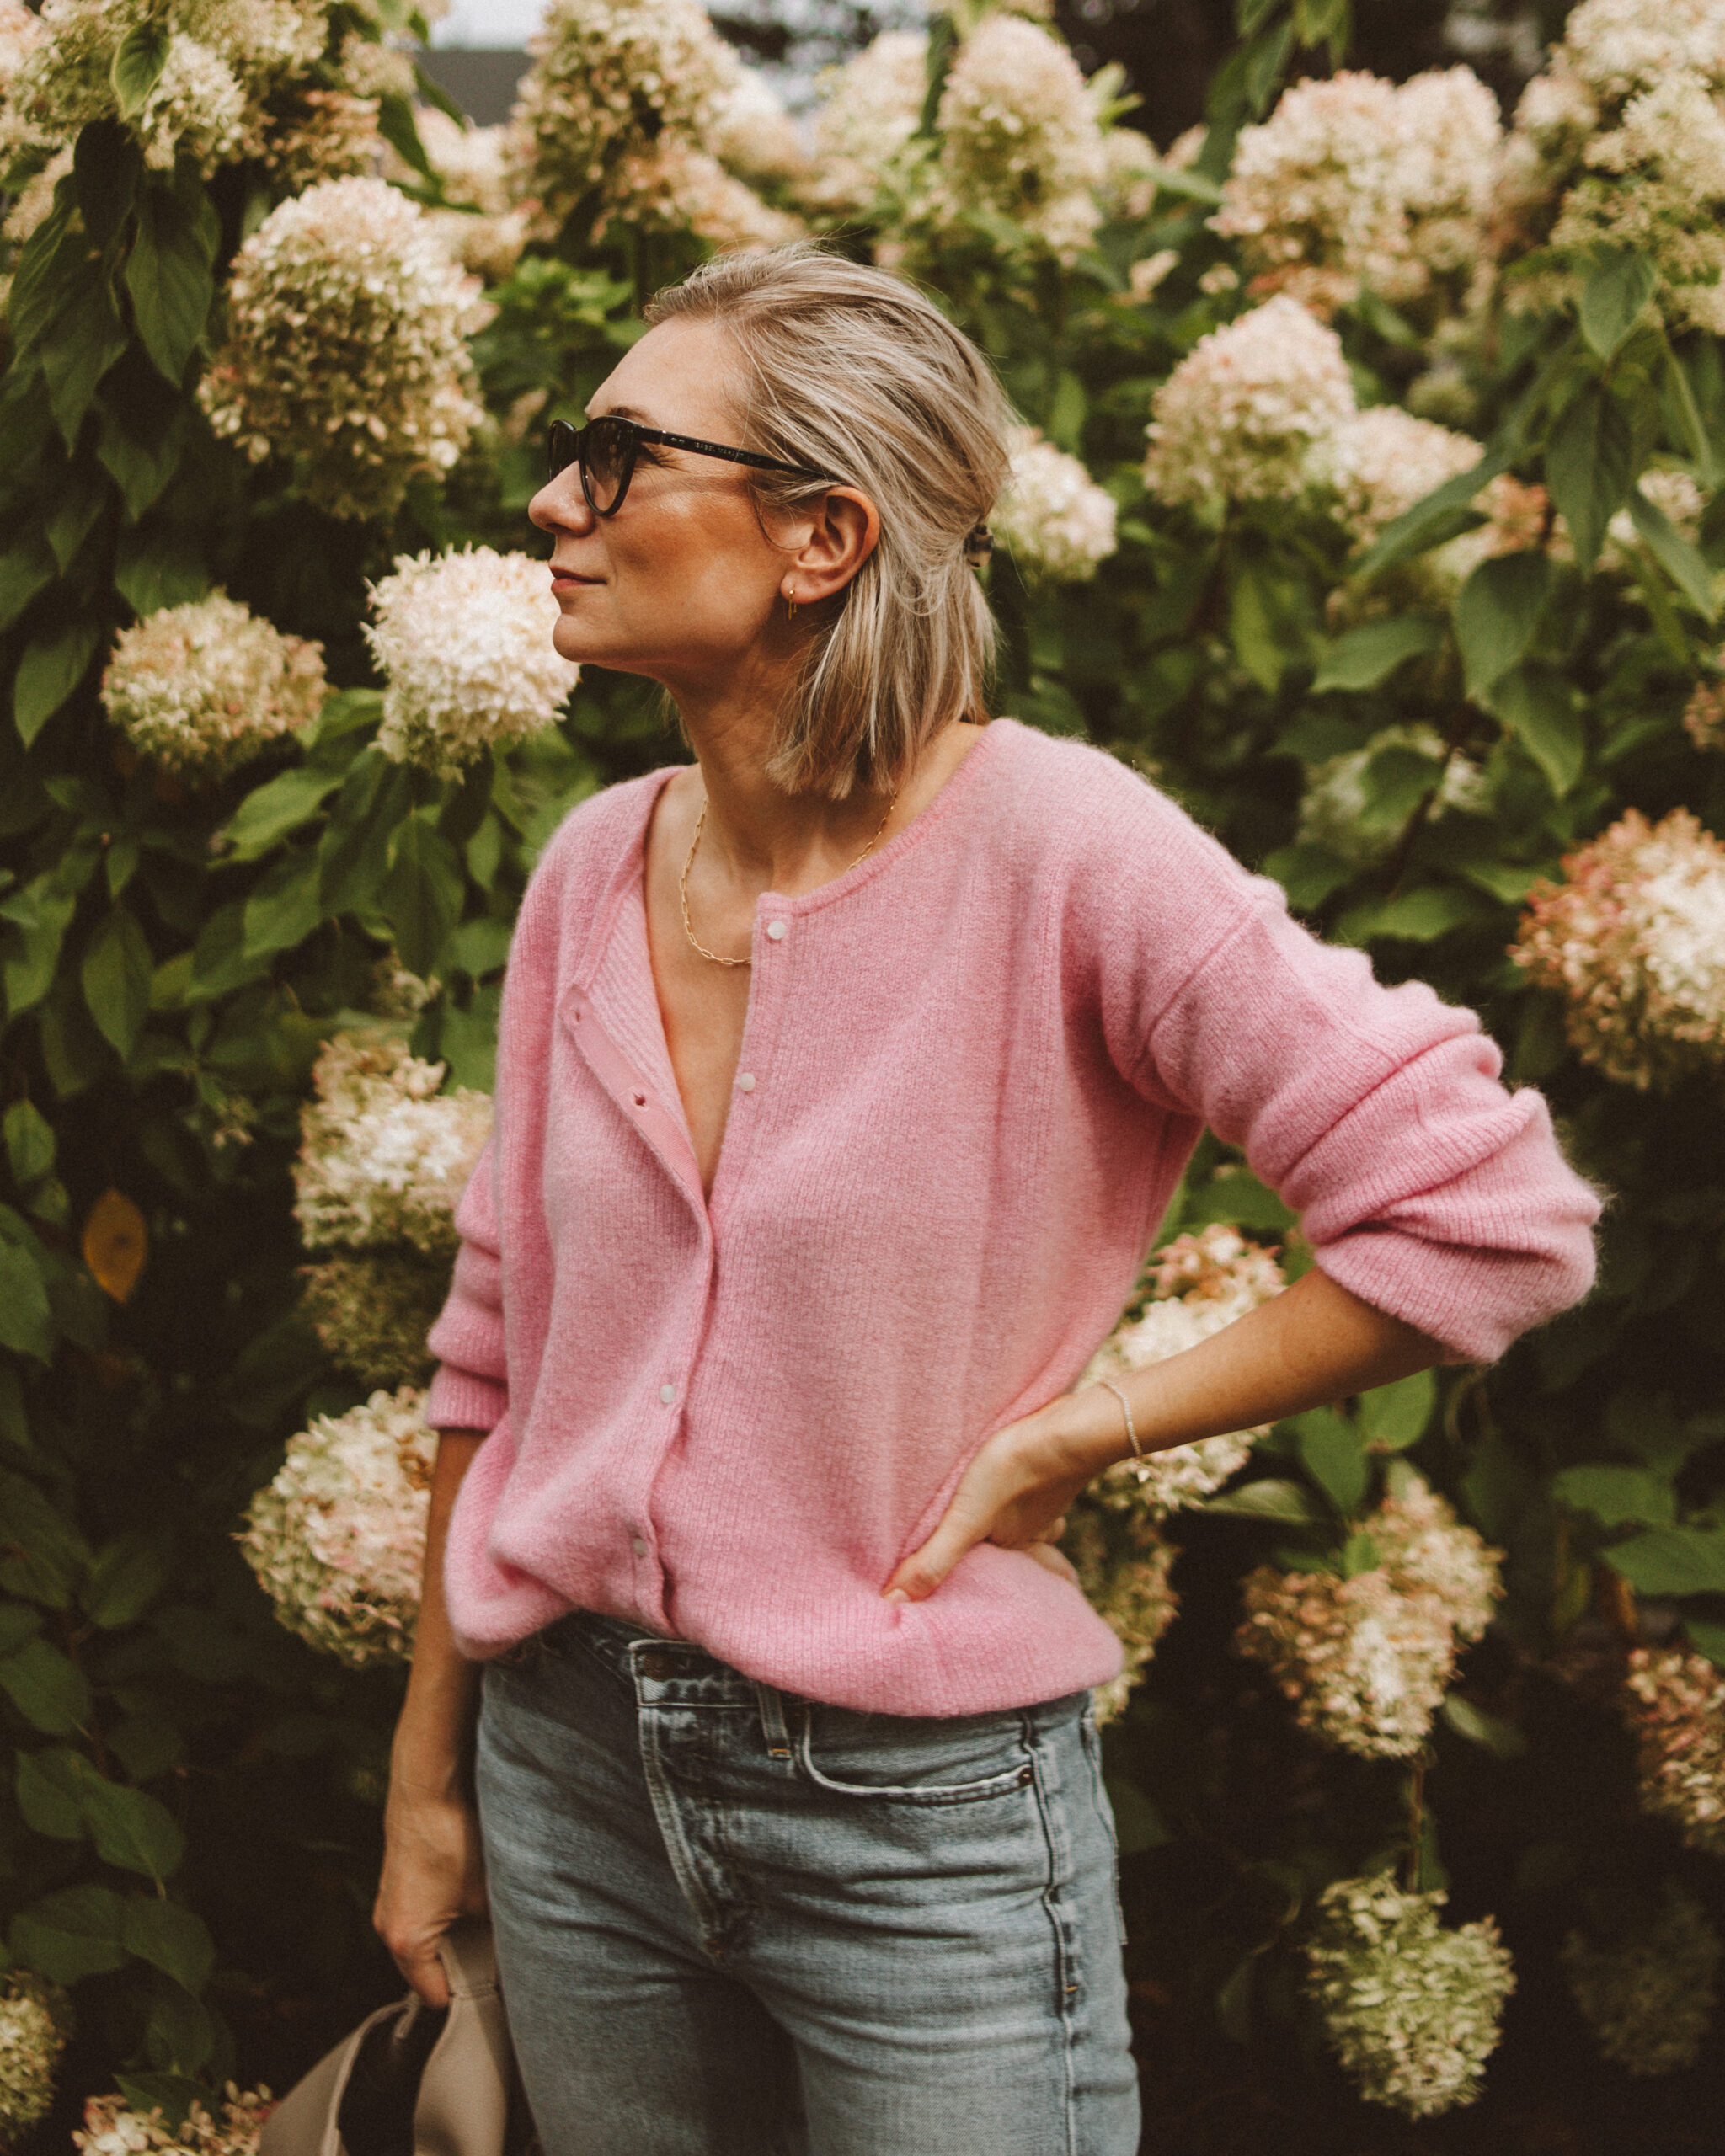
[{"x1": 787, "y1": 488, "x2": 879, "y2": 604}]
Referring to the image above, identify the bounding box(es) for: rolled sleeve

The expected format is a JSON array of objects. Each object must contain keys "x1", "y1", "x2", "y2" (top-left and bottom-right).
[{"x1": 425, "y1": 1132, "x2": 509, "y2": 1432}]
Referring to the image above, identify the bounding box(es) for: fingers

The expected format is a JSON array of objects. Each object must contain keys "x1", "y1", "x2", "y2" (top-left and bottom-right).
[{"x1": 1024, "y1": 1538, "x2": 1081, "y2": 1588}]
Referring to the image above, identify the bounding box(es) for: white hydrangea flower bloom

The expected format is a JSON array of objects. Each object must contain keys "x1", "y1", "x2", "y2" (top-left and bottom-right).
[
  {"x1": 365, "y1": 546, "x2": 581, "y2": 776},
  {"x1": 0, "y1": 1976, "x2": 68, "y2": 2146},
  {"x1": 239, "y1": 1385, "x2": 437, "y2": 1668},
  {"x1": 1329, "y1": 406, "x2": 1487, "y2": 546},
  {"x1": 992, "y1": 428, "x2": 1118, "y2": 583},
  {"x1": 1558, "y1": 0, "x2": 1725, "y2": 105},
  {"x1": 714, "y1": 67, "x2": 807, "y2": 182},
  {"x1": 601, "y1": 136, "x2": 803, "y2": 252},
  {"x1": 101, "y1": 591, "x2": 326, "y2": 781},
  {"x1": 1143, "y1": 296, "x2": 1357, "y2": 508},
  {"x1": 1303, "y1": 1874, "x2": 1515, "y2": 2117},
  {"x1": 1605, "y1": 467, "x2": 1706, "y2": 565},
  {"x1": 1622, "y1": 1646, "x2": 1725, "y2": 1851},
  {"x1": 293, "y1": 1032, "x2": 493, "y2": 1262},
  {"x1": 1099, "y1": 124, "x2": 1161, "y2": 221},
  {"x1": 1514, "y1": 808, "x2": 1725, "y2": 1090},
  {"x1": 935, "y1": 14, "x2": 1106, "y2": 261},
  {"x1": 0, "y1": 0, "x2": 44, "y2": 93},
  {"x1": 1236, "y1": 1474, "x2": 1501, "y2": 1758},
  {"x1": 807, "y1": 30, "x2": 928, "y2": 214},
  {"x1": 1562, "y1": 1883, "x2": 1722, "y2": 2075},
  {"x1": 299, "y1": 1250, "x2": 446, "y2": 1390},
  {"x1": 76, "y1": 2087, "x2": 275, "y2": 2156},
  {"x1": 512, "y1": 0, "x2": 743, "y2": 228},
  {"x1": 1298, "y1": 724, "x2": 1489, "y2": 868},
  {"x1": 199, "y1": 177, "x2": 489, "y2": 524},
  {"x1": 1082, "y1": 1225, "x2": 1286, "y2": 1518}
]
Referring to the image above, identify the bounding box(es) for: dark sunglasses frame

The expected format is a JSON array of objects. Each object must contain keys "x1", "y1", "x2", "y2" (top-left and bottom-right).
[{"x1": 547, "y1": 415, "x2": 834, "y2": 517}]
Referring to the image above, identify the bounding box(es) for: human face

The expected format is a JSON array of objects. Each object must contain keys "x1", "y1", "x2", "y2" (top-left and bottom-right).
[{"x1": 529, "y1": 319, "x2": 808, "y2": 693}]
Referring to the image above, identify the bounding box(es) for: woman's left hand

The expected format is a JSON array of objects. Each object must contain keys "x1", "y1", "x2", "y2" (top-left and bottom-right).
[{"x1": 883, "y1": 1405, "x2": 1097, "y2": 1604}]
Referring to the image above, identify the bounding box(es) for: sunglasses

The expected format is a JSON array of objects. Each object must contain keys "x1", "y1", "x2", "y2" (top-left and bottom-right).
[{"x1": 547, "y1": 415, "x2": 834, "y2": 517}]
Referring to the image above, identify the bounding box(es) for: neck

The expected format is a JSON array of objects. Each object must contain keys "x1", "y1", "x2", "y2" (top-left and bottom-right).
[{"x1": 665, "y1": 658, "x2": 900, "y2": 896}]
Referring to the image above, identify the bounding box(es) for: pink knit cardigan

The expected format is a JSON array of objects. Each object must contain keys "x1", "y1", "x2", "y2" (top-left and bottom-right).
[{"x1": 425, "y1": 718, "x2": 1599, "y2": 1716}]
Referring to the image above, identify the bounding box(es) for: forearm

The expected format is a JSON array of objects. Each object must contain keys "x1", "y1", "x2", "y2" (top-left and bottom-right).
[
  {"x1": 1051, "y1": 1266, "x2": 1442, "y2": 1477},
  {"x1": 391, "y1": 1428, "x2": 486, "y2": 1799}
]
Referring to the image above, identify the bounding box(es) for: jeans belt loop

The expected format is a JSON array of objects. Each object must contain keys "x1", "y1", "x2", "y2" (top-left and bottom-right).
[{"x1": 753, "y1": 1679, "x2": 792, "y2": 1760}]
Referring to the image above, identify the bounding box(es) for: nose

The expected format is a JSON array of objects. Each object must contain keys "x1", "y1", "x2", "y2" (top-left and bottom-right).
[{"x1": 529, "y1": 470, "x2": 596, "y2": 536}]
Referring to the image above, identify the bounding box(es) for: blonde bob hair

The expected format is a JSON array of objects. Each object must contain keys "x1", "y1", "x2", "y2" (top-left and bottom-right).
[{"x1": 645, "y1": 244, "x2": 1012, "y2": 800}]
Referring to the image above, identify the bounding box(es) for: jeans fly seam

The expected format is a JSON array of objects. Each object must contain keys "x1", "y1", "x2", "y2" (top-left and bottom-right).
[
  {"x1": 635, "y1": 1710, "x2": 734, "y2": 1957},
  {"x1": 1025, "y1": 1709, "x2": 1082, "y2": 2156}
]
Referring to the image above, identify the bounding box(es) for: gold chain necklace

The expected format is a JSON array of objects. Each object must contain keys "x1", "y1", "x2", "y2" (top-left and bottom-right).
[{"x1": 679, "y1": 791, "x2": 899, "y2": 967}]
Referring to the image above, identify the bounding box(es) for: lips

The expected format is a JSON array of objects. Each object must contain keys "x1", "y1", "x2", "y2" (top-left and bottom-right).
[{"x1": 550, "y1": 567, "x2": 600, "y2": 588}]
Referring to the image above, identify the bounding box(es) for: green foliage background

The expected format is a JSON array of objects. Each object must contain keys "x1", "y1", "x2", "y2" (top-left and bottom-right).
[{"x1": 3, "y1": 0, "x2": 1725, "y2": 2144}]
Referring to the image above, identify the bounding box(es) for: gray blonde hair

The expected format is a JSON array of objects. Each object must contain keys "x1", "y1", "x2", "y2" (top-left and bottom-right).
[{"x1": 645, "y1": 245, "x2": 1012, "y2": 799}]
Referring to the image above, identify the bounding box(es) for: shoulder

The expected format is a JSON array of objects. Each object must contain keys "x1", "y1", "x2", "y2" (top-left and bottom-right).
[{"x1": 980, "y1": 718, "x2": 1268, "y2": 921}]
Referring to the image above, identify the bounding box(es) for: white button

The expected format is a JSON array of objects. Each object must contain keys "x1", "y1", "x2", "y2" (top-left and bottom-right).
[
  {"x1": 737, "y1": 1073, "x2": 756, "y2": 1092},
  {"x1": 630, "y1": 1535, "x2": 649, "y2": 1557},
  {"x1": 766, "y1": 919, "x2": 788, "y2": 941},
  {"x1": 660, "y1": 1384, "x2": 676, "y2": 1404}
]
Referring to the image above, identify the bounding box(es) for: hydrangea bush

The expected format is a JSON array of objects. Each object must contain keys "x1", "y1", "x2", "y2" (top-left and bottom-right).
[{"x1": 4, "y1": 0, "x2": 1725, "y2": 2133}]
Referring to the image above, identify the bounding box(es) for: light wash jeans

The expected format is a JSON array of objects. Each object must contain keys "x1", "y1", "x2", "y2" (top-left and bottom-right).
[{"x1": 475, "y1": 1610, "x2": 1140, "y2": 2156}]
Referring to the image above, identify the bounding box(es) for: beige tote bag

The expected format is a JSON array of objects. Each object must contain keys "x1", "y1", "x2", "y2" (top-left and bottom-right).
[{"x1": 259, "y1": 1920, "x2": 532, "y2": 2156}]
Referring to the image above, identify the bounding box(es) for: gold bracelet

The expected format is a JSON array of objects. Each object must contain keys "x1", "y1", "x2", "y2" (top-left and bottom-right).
[{"x1": 1098, "y1": 1379, "x2": 1151, "y2": 1485}]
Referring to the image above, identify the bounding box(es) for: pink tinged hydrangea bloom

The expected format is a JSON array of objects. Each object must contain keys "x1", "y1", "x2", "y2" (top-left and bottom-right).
[
  {"x1": 1143, "y1": 295, "x2": 1357, "y2": 508},
  {"x1": 100, "y1": 592, "x2": 325, "y2": 781},
  {"x1": 1513, "y1": 808, "x2": 1725, "y2": 1090},
  {"x1": 992, "y1": 427, "x2": 1119, "y2": 584},
  {"x1": 292, "y1": 1032, "x2": 493, "y2": 1262},
  {"x1": 1303, "y1": 1873, "x2": 1515, "y2": 2118},
  {"x1": 1622, "y1": 1646, "x2": 1725, "y2": 1854},
  {"x1": 1236, "y1": 1474, "x2": 1500, "y2": 1758},
  {"x1": 1562, "y1": 1882, "x2": 1722, "y2": 2075},
  {"x1": 806, "y1": 31, "x2": 928, "y2": 214},
  {"x1": 934, "y1": 14, "x2": 1107, "y2": 261},
  {"x1": 364, "y1": 546, "x2": 582, "y2": 776},
  {"x1": 1082, "y1": 1225, "x2": 1286, "y2": 1518},
  {"x1": 198, "y1": 177, "x2": 489, "y2": 524},
  {"x1": 76, "y1": 2087, "x2": 274, "y2": 2156},
  {"x1": 1064, "y1": 1509, "x2": 1178, "y2": 1725},
  {"x1": 239, "y1": 1385, "x2": 437, "y2": 1669}
]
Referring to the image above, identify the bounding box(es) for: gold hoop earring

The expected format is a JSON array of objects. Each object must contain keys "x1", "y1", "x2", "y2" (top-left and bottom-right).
[{"x1": 785, "y1": 590, "x2": 798, "y2": 625}]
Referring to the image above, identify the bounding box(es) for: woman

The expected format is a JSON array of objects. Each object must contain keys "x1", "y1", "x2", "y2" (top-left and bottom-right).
[{"x1": 375, "y1": 247, "x2": 1599, "y2": 2156}]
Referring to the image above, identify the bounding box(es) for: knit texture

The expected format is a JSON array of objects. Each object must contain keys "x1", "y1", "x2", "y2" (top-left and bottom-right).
[{"x1": 427, "y1": 718, "x2": 1599, "y2": 1714}]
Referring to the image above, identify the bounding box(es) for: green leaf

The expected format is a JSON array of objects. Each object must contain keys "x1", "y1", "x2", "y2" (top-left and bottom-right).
[
  {"x1": 1358, "y1": 1369, "x2": 1435, "y2": 1452},
  {"x1": 45, "y1": 478, "x2": 106, "y2": 574},
  {"x1": 3, "y1": 1100, "x2": 56, "y2": 1187},
  {"x1": 1294, "y1": 1407, "x2": 1367, "y2": 1514},
  {"x1": 1103, "y1": 1776, "x2": 1172, "y2": 1853},
  {"x1": 186, "y1": 902, "x2": 270, "y2": 1004},
  {"x1": 318, "y1": 751, "x2": 408, "y2": 919},
  {"x1": 115, "y1": 2074, "x2": 207, "y2": 2132},
  {"x1": 121, "y1": 1897, "x2": 215, "y2": 1994},
  {"x1": 241, "y1": 847, "x2": 323, "y2": 962},
  {"x1": 220, "y1": 766, "x2": 345, "y2": 862},
  {"x1": 0, "y1": 1469, "x2": 88, "y2": 1602},
  {"x1": 39, "y1": 278, "x2": 129, "y2": 446},
  {"x1": 11, "y1": 1884, "x2": 127, "y2": 1983},
  {"x1": 1553, "y1": 1464, "x2": 1674, "y2": 1528},
  {"x1": 1353, "y1": 446, "x2": 1509, "y2": 580},
  {"x1": 13, "y1": 621, "x2": 99, "y2": 747},
  {"x1": 1579, "y1": 249, "x2": 1657, "y2": 364},
  {"x1": 1683, "y1": 1614, "x2": 1725, "y2": 1671},
  {"x1": 1544, "y1": 385, "x2": 1633, "y2": 572},
  {"x1": 1627, "y1": 485, "x2": 1718, "y2": 617},
  {"x1": 82, "y1": 1775, "x2": 184, "y2": 1881},
  {"x1": 1204, "y1": 1477, "x2": 1328, "y2": 1523},
  {"x1": 110, "y1": 20, "x2": 171, "y2": 120},
  {"x1": 1227, "y1": 558, "x2": 1290, "y2": 694},
  {"x1": 0, "y1": 538, "x2": 56, "y2": 633},
  {"x1": 1484, "y1": 666, "x2": 1585, "y2": 798},
  {"x1": 1182, "y1": 1171, "x2": 1295, "y2": 1232},
  {"x1": 1260, "y1": 843, "x2": 1353, "y2": 913},
  {"x1": 381, "y1": 814, "x2": 464, "y2": 978},
  {"x1": 6, "y1": 204, "x2": 88, "y2": 360},
  {"x1": 81, "y1": 905, "x2": 153, "y2": 1059},
  {"x1": 72, "y1": 121, "x2": 142, "y2": 251},
  {"x1": 376, "y1": 91, "x2": 434, "y2": 179},
  {"x1": 16, "y1": 1747, "x2": 88, "y2": 1838},
  {"x1": 1454, "y1": 552, "x2": 1553, "y2": 700},
  {"x1": 81, "y1": 1529, "x2": 174, "y2": 1629},
  {"x1": 1605, "y1": 1525, "x2": 1725, "y2": 1598},
  {"x1": 1440, "y1": 1695, "x2": 1527, "y2": 1758},
  {"x1": 125, "y1": 179, "x2": 218, "y2": 386},
  {"x1": 115, "y1": 526, "x2": 207, "y2": 616},
  {"x1": 1338, "y1": 1529, "x2": 1380, "y2": 1577},
  {"x1": 1311, "y1": 616, "x2": 1445, "y2": 693},
  {"x1": 1338, "y1": 885, "x2": 1482, "y2": 945},
  {"x1": 2, "y1": 881, "x2": 77, "y2": 1018},
  {"x1": 96, "y1": 397, "x2": 187, "y2": 521},
  {"x1": 0, "y1": 1242, "x2": 54, "y2": 1363},
  {"x1": 0, "y1": 1638, "x2": 93, "y2": 1733}
]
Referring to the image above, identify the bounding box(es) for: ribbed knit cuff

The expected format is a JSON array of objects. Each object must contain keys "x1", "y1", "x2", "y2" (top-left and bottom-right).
[{"x1": 425, "y1": 1364, "x2": 507, "y2": 1435}]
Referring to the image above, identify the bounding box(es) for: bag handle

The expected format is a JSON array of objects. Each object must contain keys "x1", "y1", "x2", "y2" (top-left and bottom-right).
[{"x1": 413, "y1": 1919, "x2": 514, "y2": 2156}]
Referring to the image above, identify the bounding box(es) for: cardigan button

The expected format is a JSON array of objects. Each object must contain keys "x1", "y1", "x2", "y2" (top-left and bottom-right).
[
  {"x1": 766, "y1": 919, "x2": 788, "y2": 941},
  {"x1": 660, "y1": 1384, "x2": 676, "y2": 1404},
  {"x1": 737, "y1": 1073, "x2": 756, "y2": 1092},
  {"x1": 630, "y1": 1535, "x2": 649, "y2": 1558}
]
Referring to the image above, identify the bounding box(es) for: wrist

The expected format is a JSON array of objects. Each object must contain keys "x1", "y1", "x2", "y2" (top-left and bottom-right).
[{"x1": 1042, "y1": 1382, "x2": 1135, "y2": 1480}]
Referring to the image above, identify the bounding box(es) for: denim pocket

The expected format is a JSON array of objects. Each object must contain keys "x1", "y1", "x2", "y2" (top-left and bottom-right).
[{"x1": 795, "y1": 1703, "x2": 1036, "y2": 1806}]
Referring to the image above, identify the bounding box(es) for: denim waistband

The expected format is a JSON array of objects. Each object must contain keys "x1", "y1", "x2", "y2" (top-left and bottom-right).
[{"x1": 534, "y1": 1608, "x2": 784, "y2": 1707}]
